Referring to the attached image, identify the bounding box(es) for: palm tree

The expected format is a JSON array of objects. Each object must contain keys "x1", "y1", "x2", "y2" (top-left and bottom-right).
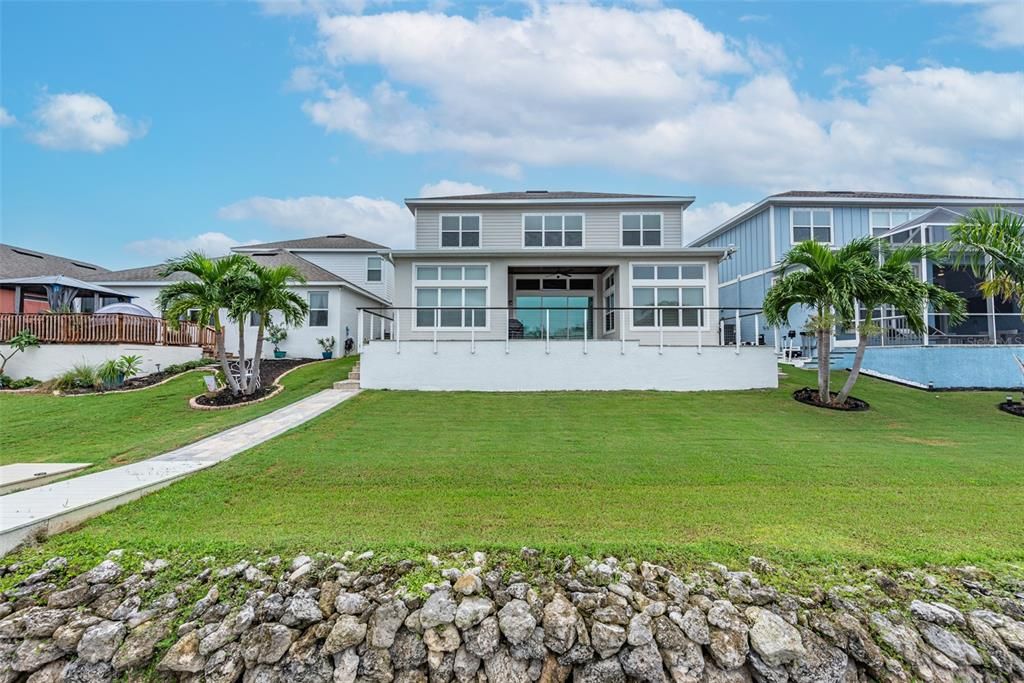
[
  {"x1": 763, "y1": 239, "x2": 876, "y2": 404},
  {"x1": 833, "y1": 244, "x2": 966, "y2": 406},
  {"x1": 230, "y1": 264, "x2": 309, "y2": 395},
  {"x1": 943, "y1": 208, "x2": 1024, "y2": 313},
  {"x1": 156, "y1": 252, "x2": 252, "y2": 395}
]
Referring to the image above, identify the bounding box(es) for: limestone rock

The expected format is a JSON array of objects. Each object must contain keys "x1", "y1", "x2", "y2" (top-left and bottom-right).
[
  {"x1": 282, "y1": 593, "x2": 324, "y2": 628},
  {"x1": 112, "y1": 615, "x2": 173, "y2": 671},
  {"x1": 421, "y1": 591, "x2": 458, "y2": 630},
  {"x1": 158, "y1": 630, "x2": 205, "y2": 673},
  {"x1": 745, "y1": 607, "x2": 805, "y2": 667},
  {"x1": 590, "y1": 622, "x2": 627, "y2": 659},
  {"x1": 499, "y1": 599, "x2": 537, "y2": 645},
  {"x1": 909, "y1": 600, "x2": 965, "y2": 628},
  {"x1": 573, "y1": 656, "x2": 625, "y2": 683},
  {"x1": 325, "y1": 615, "x2": 368, "y2": 654},
  {"x1": 241, "y1": 623, "x2": 297, "y2": 665},
  {"x1": 77, "y1": 620, "x2": 126, "y2": 664},
  {"x1": 463, "y1": 616, "x2": 500, "y2": 658},
  {"x1": 13, "y1": 639, "x2": 65, "y2": 673},
  {"x1": 453, "y1": 646, "x2": 481, "y2": 682},
  {"x1": 391, "y1": 629, "x2": 428, "y2": 668},
  {"x1": 543, "y1": 593, "x2": 579, "y2": 654},
  {"x1": 335, "y1": 592, "x2": 370, "y2": 615},
  {"x1": 706, "y1": 601, "x2": 748, "y2": 671},
  {"x1": 455, "y1": 596, "x2": 494, "y2": 630},
  {"x1": 369, "y1": 599, "x2": 410, "y2": 649},
  {"x1": 617, "y1": 642, "x2": 665, "y2": 683},
  {"x1": 424, "y1": 624, "x2": 461, "y2": 653},
  {"x1": 918, "y1": 622, "x2": 982, "y2": 666}
]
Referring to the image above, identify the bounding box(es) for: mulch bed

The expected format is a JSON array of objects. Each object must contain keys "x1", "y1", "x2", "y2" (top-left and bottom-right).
[
  {"x1": 997, "y1": 401, "x2": 1024, "y2": 418},
  {"x1": 193, "y1": 358, "x2": 315, "y2": 407},
  {"x1": 793, "y1": 387, "x2": 870, "y2": 411}
]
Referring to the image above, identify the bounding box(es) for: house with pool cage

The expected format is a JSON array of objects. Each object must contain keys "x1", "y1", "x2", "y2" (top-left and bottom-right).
[
  {"x1": 689, "y1": 191, "x2": 1024, "y2": 389},
  {"x1": 356, "y1": 191, "x2": 778, "y2": 392}
]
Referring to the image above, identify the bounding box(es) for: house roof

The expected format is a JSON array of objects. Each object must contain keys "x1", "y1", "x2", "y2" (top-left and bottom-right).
[
  {"x1": 0, "y1": 243, "x2": 109, "y2": 279},
  {"x1": 232, "y1": 234, "x2": 388, "y2": 251},
  {"x1": 689, "y1": 190, "x2": 1024, "y2": 247},
  {"x1": 405, "y1": 190, "x2": 695, "y2": 212},
  {"x1": 770, "y1": 190, "x2": 1024, "y2": 201},
  {"x1": 0, "y1": 275, "x2": 135, "y2": 299},
  {"x1": 86, "y1": 250, "x2": 390, "y2": 304}
]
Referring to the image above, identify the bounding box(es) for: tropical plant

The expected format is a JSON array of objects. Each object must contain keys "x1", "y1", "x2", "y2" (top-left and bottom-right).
[
  {"x1": 941, "y1": 207, "x2": 1024, "y2": 314},
  {"x1": 0, "y1": 329, "x2": 40, "y2": 376},
  {"x1": 764, "y1": 239, "x2": 877, "y2": 405},
  {"x1": 117, "y1": 354, "x2": 144, "y2": 378},
  {"x1": 51, "y1": 363, "x2": 102, "y2": 392},
  {"x1": 317, "y1": 336, "x2": 336, "y2": 353},
  {"x1": 156, "y1": 251, "x2": 253, "y2": 395},
  {"x1": 833, "y1": 243, "x2": 966, "y2": 406},
  {"x1": 229, "y1": 264, "x2": 309, "y2": 395},
  {"x1": 0, "y1": 375, "x2": 39, "y2": 390},
  {"x1": 99, "y1": 354, "x2": 145, "y2": 388}
]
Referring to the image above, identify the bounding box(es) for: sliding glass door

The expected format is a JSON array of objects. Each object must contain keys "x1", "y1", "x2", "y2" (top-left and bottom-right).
[{"x1": 515, "y1": 295, "x2": 593, "y2": 339}]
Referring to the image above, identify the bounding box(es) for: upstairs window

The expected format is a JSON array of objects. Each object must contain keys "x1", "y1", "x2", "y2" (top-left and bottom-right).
[
  {"x1": 791, "y1": 209, "x2": 832, "y2": 243},
  {"x1": 870, "y1": 209, "x2": 928, "y2": 237},
  {"x1": 621, "y1": 213, "x2": 662, "y2": 246},
  {"x1": 440, "y1": 215, "x2": 481, "y2": 248},
  {"x1": 523, "y1": 214, "x2": 584, "y2": 247},
  {"x1": 367, "y1": 256, "x2": 383, "y2": 282}
]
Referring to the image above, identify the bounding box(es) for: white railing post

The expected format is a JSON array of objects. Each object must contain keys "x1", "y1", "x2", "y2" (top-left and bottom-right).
[
  {"x1": 583, "y1": 309, "x2": 588, "y2": 355},
  {"x1": 505, "y1": 307, "x2": 510, "y2": 354},
  {"x1": 545, "y1": 308, "x2": 550, "y2": 354},
  {"x1": 754, "y1": 314, "x2": 760, "y2": 346},
  {"x1": 658, "y1": 308, "x2": 664, "y2": 355},
  {"x1": 357, "y1": 309, "x2": 364, "y2": 354},
  {"x1": 697, "y1": 315, "x2": 702, "y2": 355},
  {"x1": 471, "y1": 325, "x2": 476, "y2": 355},
  {"x1": 735, "y1": 309, "x2": 741, "y2": 354},
  {"x1": 395, "y1": 309, "x2": 400, "y2": 354},
  {"x1": 433, "y1": 308, "x2": 438, "y2": 355},
  {"x1": 620, "y1": 309, "x2": 625, "y2": 355},
  {"x1": 719, "y1": 319, "x2": 725, "y2": 345}
]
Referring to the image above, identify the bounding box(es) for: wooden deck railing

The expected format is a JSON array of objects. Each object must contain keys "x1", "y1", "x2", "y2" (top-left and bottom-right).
[{"x1": 0, "y1": 313, "x2": 217, "y2": 348}]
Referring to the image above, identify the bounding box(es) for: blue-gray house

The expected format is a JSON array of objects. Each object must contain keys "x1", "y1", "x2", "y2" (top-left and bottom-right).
[{"x1": 689, "y1": 191, "x2": 1024, "y2": 389}]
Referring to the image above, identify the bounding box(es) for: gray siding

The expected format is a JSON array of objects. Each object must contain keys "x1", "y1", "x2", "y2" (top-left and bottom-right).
[
  {"x1": 299, "y1": 252, "x2": 394, "y2": 301},
  {"x1": 414, "y1": 204, "x2": 685, "y2": 250},
  {"x1": 705, "y1": 207, "x2": 772, "y2": 283}
]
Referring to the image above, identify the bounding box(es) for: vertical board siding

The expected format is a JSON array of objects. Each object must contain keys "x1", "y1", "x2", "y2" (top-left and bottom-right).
[
  {"x1": 704, "y1": 207, "x2": 772, "y2": 282},
  {"x1": 415, "y1": 205, "x2": 684, "y2": 250}
]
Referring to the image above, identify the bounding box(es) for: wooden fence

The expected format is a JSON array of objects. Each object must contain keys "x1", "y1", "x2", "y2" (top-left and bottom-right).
[{"x1": 0, "y1": 313, "x2": 217, "y2": 348}]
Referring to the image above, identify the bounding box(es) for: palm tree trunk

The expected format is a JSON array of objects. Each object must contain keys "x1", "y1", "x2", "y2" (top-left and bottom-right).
[
  {"x1": 236, "y1": 322, "x2": 247, "y2": 396},
  {"x1": 248, "y1": 316, "x2": 266, "y2": 396},
  {"x1": 836, "y1": 315, "x2": 871, "y2": 406},
  {"x1": 817, "y1": 326, "x2": 831, "y2": 403},
  {"x1": 214, "y1": 317, "x2": 239, "y2": 395}
]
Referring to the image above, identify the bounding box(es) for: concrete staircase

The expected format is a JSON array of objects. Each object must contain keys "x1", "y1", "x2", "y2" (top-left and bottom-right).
[{"x1": 333, "y1": 361, "x2": 361, "y2": 390}]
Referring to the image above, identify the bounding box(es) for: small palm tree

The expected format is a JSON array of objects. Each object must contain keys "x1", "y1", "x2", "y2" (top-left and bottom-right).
[
  {"x1": 157, "y1": 252, "x2": 252, "y2": 395},
  {"x1": 764, "y1": 239, "x2": 876, "y2": 405},
  {"x1": 833, "y1": 244, "x2": 965, "y2": 406},
  {"x1": 230, "y1": 264, "x2": 309, "y2": 395},
  {"x1": 942, "y1": 208, "x2": 1024, "y2": 313}
]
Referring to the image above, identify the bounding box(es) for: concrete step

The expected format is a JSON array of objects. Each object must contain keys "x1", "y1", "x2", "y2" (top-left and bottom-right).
[{"x1": 333, "y1": 379, "x2": 360, "y2": 390}]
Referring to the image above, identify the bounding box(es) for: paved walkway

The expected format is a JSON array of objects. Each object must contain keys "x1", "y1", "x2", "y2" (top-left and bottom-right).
[{"x1": 0, "y1": 387, "x2": 360, "y2": 555}]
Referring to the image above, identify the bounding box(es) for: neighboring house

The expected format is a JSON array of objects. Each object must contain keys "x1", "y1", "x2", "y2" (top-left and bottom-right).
[
  {"x1": 0, "y1": 244, "x2": 111, "y2": 313},
  {"x1": 85, "y1": 234, "x2": 393, "y2": 360},
  {"x1": 689, "y1": 191, "x2": 1024, "y2": 388},
  {"x1": 357, "y1": 190, "x2": 778, "y2": 391}
]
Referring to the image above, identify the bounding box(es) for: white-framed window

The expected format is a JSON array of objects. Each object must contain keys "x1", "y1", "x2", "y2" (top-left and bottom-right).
[
  {"x1": 630, "y1": 263, "x2": 707, "y2": 329},
  {"x1": 308, "y1": 291, "x2": 329, "y2": 327},
  {"x1": 523, "y1": 214, "x2": 584, "y2": 248},
  {"x1": 870, "y1": 209, "x2": 928, "y2": 237},
  {"x1": 603, "y1": 271, "x2": 616, "y2": 333},
  {"x1": 791, "y1": 208, "x2": 832, "y2": 243},
  {"x1": 413, "y1": 264, "x2": 489, "y2": 329},
  {"x1": 367, "y1": 256, "x2": 383, "y2": 282},
  {"x1": 621, "y1": 213, "x2": 662, "y2": 247},
  {"x1": 440, "y1": 215, "x2": 481, "y2": 248}
]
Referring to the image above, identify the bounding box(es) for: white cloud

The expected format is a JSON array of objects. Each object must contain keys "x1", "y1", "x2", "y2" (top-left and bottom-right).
[
  {"x1": 0, "y1": 107, "x2": 15, "y2": 127},
  {"x1": 29, "y1": 93, "x2": 146, "y2": 152},
  {"x1": 289, "y1": 4, "x2": 1023, "y2": 196},
  {"x1": 684, "y1": 201, "x2": 755, "y2": 243},
  {"x1": 125, "y1": 232, "x2": 251, "y2": 260},
  {"x1": 285, "y1": 66, "x2": 324, "y2": 92},
  {"x1": 962, "y1": 0, "x2": 1024, "y2": 48},
  {"x1": 418, "y1": 180, "x2": 491, "y2": 197},
  {"x1": 739, "y1": 14, "x2": 769, "y2": 23},
  {"x1": 218, "y1": 195, "x2": 414, "y2": 248}
]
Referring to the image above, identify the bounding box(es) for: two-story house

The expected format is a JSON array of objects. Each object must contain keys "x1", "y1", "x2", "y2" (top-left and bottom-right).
[
  {"x1": 86, "y1": 234, "x2": 393, "y2": 359},
  {"x1": 357, "y1": 190, "x2": 778, "y2": 391},
  {"x1": 689, "y1": 191, "x2": 1024, "y2": 389}
]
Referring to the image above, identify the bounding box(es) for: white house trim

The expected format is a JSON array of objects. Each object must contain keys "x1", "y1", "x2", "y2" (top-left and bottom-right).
[{"x1": 789, "y1": 207, "x2": 835, "y2": 246}]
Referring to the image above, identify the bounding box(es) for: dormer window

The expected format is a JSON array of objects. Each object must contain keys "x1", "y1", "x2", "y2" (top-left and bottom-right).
[
  {"x1": 621, "y1": 213, "x2": 662, "y2": 247},
  {"x1": 440, "y1": 215, "x2": 481, "y2": 248}
]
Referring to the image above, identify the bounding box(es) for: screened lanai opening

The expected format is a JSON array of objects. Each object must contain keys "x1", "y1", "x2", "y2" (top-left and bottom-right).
[{"x1": 507, "y1": 266, "x2": 611, "y2": 340}]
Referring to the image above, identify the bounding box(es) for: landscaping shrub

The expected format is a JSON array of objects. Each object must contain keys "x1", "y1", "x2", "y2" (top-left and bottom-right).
[
  {"x1": 162, "y1": 358, "x2": 217, "y2": 375},
  {"x1": 0, "y1": 374, "x2": 39, "y2": 390},
  {"x1": 50, "y1": 363, "x2": 103, "y2": 392}
]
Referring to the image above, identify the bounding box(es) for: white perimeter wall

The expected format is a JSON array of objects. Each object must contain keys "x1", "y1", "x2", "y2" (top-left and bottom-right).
[
  {"x1": 361, "y1": 341, "x2": 778, "y2": 392},
  {"x1": 3, "y1": 344, "x2": 202, "y2": 381}
]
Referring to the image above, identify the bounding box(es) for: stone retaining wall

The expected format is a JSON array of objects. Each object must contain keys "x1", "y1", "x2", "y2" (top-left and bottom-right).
[{"x1": 1, "y1": 550, "x2": 1022, "y2": 682}]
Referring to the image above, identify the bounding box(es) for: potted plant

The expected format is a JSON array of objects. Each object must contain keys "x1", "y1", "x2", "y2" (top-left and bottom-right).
[
  {"x1": 98, "y1": 354, "x2": 143, "y2": 389},
  {"x1": 268, "y1": 322, "x2": 288, "y2": 358},
  {"x1": 317, "y1": 336, "x2": 336, "y2": 359}
]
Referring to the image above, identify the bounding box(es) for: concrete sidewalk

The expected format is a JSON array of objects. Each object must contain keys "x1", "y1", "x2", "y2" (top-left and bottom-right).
[{"x1": 0, "y1": 387, "x2": 359, "y2": 555}]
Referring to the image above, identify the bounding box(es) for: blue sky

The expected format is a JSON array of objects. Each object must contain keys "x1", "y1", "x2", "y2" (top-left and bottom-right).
[{"x1": 2, "y1": 0, "x2": 1022, "y2": 268}]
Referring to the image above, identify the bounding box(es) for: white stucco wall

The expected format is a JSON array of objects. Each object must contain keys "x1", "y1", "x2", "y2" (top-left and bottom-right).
[
  {"x1": 361, "y1": 340, "x2": 778, "y2": 392},
  {"x1": 2, "y1": 344, "x2": 202, "y2": 381},
  {"x1": 100, "y1": 284, "x2": 380, "y2": 359}
]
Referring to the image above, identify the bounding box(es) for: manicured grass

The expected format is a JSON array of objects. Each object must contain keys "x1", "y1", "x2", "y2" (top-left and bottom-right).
[
  {"x1": 0, "y1": 357, "x2": 356, "y2": 471},
  {"x1": 34, "y1": 367, "x2": 1024, "y2": 569}
]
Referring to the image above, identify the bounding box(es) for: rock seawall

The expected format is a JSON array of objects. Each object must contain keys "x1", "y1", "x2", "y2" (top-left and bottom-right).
[{"x1": 1, "y1": 550, "x2": 1022, "y2": 682}]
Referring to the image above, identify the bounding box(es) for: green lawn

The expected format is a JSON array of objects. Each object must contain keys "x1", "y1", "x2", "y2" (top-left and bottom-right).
[
  {"x1": 0, "y1": 356, "x2": 356, "y2": 471},
  {"x1": 27, "y1": 367, "x2": 1024, "y2": 570}
]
